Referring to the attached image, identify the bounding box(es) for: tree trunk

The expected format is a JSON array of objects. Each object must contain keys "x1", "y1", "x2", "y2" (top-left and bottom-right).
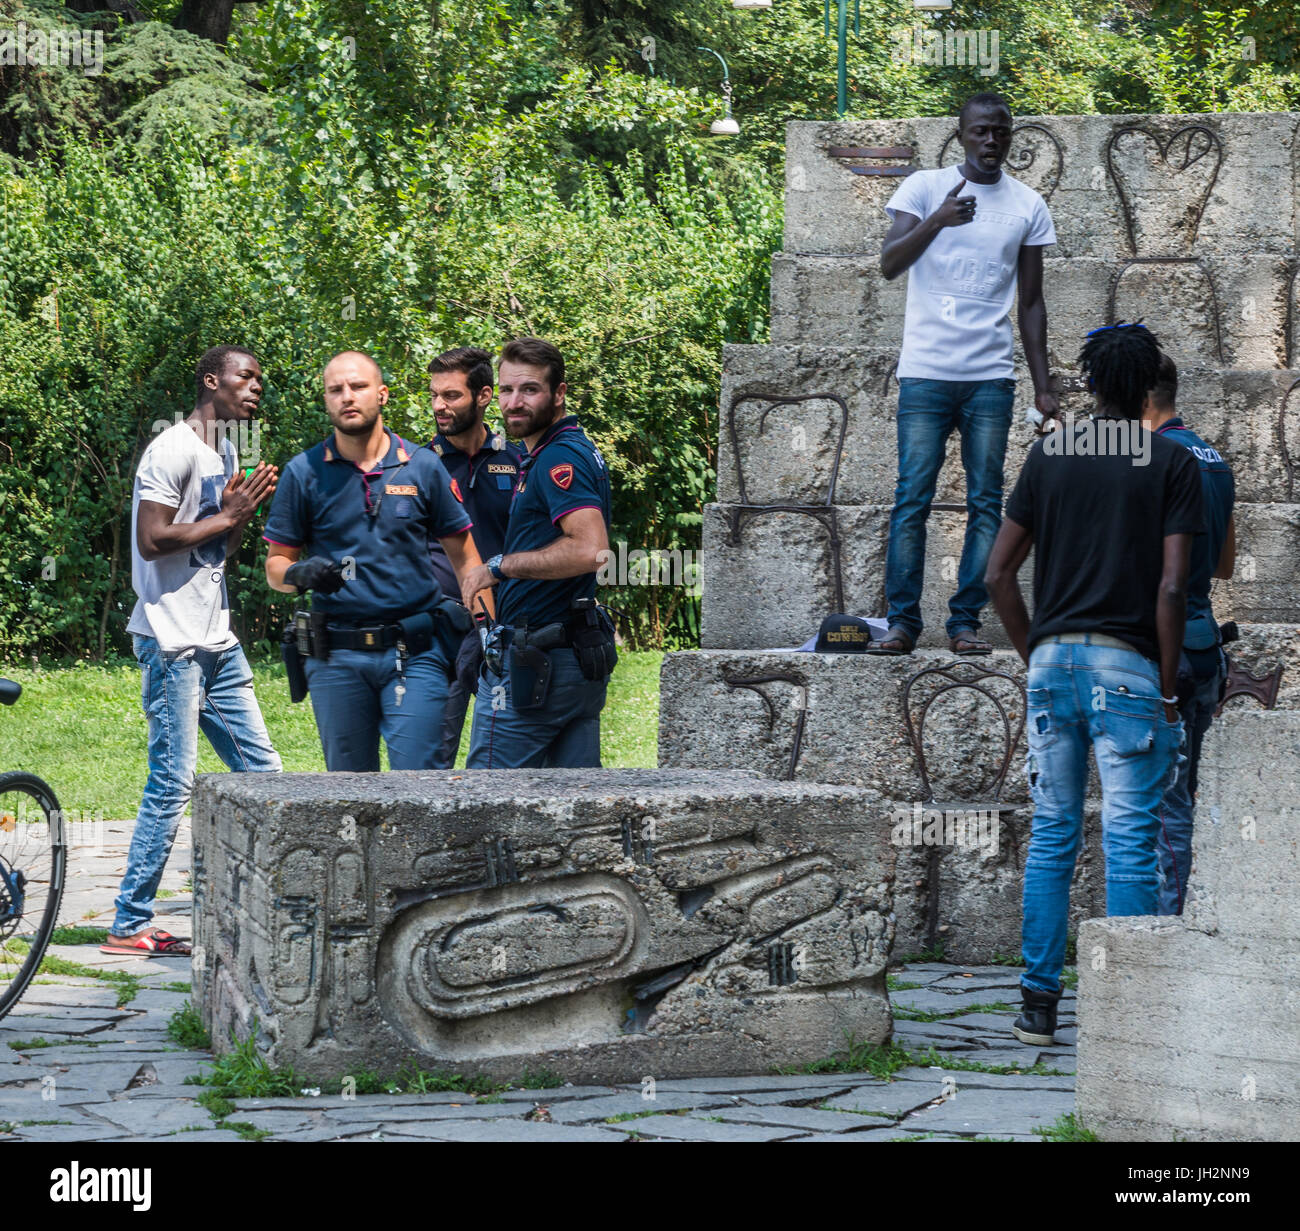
[{"x1": 173, "y1": 0, "x2": 238, "y2": 44}]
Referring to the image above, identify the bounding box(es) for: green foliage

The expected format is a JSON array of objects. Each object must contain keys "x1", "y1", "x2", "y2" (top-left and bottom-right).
[
  {"x1": 777, "y1": 1032, "x2": 914, "y2": 1079},
  {"x1": 1034, "y1": 1111, "x2": 1100, "y2": 1141},
  {"x1": 47, "y1": 926, "x2": 107, "y2": 945},
  {"x1": 167, "y1": 1000, "x2": 212, "y2": 1050},
  {"x1": 2, "y1": 0, "x2": 1294, "y2": 658}
]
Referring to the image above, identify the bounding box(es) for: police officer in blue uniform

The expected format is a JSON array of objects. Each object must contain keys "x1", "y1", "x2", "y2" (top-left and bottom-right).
[
  {"x1": 425, "y1": 346, "x2": 524, "y2": 767},
  {"x1": 263, "y1": 351, "x2": 486, "y2": 771},
  {"x1": 460, "y1": 337, "x2": 617, "y2": 768}
]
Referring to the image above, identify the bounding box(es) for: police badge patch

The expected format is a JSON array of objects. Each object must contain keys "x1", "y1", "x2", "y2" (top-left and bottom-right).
[{"x1": 549, "y1": 463, "x2": 574, "y2": 490}]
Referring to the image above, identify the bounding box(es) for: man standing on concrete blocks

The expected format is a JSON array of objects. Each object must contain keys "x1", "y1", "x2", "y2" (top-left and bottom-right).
[
  {"x1": 985, "y1": 323, "x2": 1201, "y2": 1047},
  {"x1": 103, "y1": 346, "x2": 282, "y2": 958},
  {"x1": 868, "y1": 92, "x2": 1058, "y2": 657}
]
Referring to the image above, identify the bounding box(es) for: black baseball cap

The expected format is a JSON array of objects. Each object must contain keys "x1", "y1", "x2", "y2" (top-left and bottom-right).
[{"x1": 814, "y1": 614, "x2": 874, "y2": 653}]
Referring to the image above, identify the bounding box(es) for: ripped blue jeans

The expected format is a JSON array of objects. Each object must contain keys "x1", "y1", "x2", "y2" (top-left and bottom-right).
[{"x1": 1021, "y1": 640, "x2": 1184, "y2": 993}]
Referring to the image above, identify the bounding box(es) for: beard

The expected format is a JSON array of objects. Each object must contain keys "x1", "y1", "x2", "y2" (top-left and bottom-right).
[
  {"x1": 329, "y1": 404, "x2": 382, "y2": 436},
  {"x1": 437, "y1": 406, "x2": 480, "y2": 438},
  {"x1": 506, "y1": 394, "x2": 561, "y2": 440}
]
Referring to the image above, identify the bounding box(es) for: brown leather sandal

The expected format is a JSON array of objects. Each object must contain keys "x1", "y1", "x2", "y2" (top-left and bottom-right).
[
  {"x1": 949, "y1": 629, "x2": 994, "y2": 656},
  {"x1": 865, "y1": 626, "x2": 916, "y2": 656}
]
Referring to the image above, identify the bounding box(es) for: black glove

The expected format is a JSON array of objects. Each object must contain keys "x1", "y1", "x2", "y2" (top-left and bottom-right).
[
  {"x1": 571, "y1": 620, "x2": 618, "y2": 681},
  {"x1": 284, "y1": 557, "x2": 346, "y2": 594},
  {"x1": 455, "y1": 629, "x2": 484, "y2": 694}
]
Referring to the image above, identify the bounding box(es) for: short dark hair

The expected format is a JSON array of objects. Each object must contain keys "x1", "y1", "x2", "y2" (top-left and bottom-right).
[
  {"x1": 500, "y1": 336, "x2": 564, "y2": 393},
  {"x1": 1077, "y1": 323, "x2": 1163, "y2": 419},
  {"x1": 428, "y1": 346, "x2": 494, "y2": 401},
  {"x1": 196, "y1": 345, "x2": 258, "y2": 397},
  {"x1": 958, "y1": 92, "x2": 1012, "y2": 130},
  {"x1": 1149, "y1": 351, "x2": 1177, "y2": 410}
]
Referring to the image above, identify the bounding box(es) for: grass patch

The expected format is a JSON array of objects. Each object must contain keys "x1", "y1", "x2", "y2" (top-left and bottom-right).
[
  {"x1": 1062, "y1": 967, "x2": 1078, "y2": 990},
  {"x1": 1034, "y1": 1112, "x2": 1099, "y2": 1142},
  {"x1": 892, "y1": 1000, "x2": 1015, "y2": 1023},
  {"x1": 514, "y1": 1066, "x2": 564, "y2": 1090},
  {"x1": 156, "y1": 889, "x2": 178, "y2": 900},
  {"x1": 775, "y1": 1033, "x2": 913, "y2": 1081},
  {"x1": 604, "y1": 1109, "x2": 664, "y2": 1123},
  {"x1": 160, "y1": 981, "x2": 191, "y2": 993},
  {"x1": 166, "y1": 1001, "x2": 210, "y2": 1050},
  {"x1": 34, "y1": 952, "x2": 141, "y2": 1007},
  {"x1": 0, "y1": 652, "x2": 663, "y2": 818},
  {"x1": 819, "y1": 1105, "x2": 896, "y2": 1118},
  {"x1": 905, "y1": 1045, "x2": 1072, "y2": 1077},
  {"x1": 886, "y1": 976, "x2": 923, "y2": 992},
  {"x1": 47, "y1": 926, "x2": 108, "y2": 946},
  {"x1": 988, "y1": 951, "x2": 1026, "y2": 967},
  {"x1": 7, "y1": 1037, "x2": 62, "y2": 1050},
  {"x1": 895, "y1": 944, "x2": 946, "y2": 963}
]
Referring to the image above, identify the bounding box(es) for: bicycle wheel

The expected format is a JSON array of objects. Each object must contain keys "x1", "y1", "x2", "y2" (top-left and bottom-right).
[{"x1": 0, "y1": 772, "x2": 67, "y2": 1020}]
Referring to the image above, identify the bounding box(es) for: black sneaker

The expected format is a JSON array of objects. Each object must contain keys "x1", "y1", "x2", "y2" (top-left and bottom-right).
[{"x1": 1012, "y1": 983, "x2": 1063, "y2": 1046}]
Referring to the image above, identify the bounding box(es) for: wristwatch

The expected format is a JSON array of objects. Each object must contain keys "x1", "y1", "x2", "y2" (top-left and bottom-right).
[{"x1": 486, "y1": 554, "x2": 505, "y2": 581}]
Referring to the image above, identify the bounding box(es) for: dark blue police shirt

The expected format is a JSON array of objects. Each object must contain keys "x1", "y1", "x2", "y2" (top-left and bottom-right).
[
  {"x1": 425, "y1": 425, "x2": 523, "y2": 599},
  {"x1": 264, "y1": 428, "x2": 472, "y2": 622},
  {"x1": 497, "y1": 415, "x2": 611, "y2": 628},
  {"x1": 1155, "y1": 418, "x2": 1235, "y2": 628}
]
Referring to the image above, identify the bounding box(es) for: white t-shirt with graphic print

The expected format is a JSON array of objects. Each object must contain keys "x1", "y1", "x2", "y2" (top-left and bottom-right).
[
  {"x1": 886, "y1": 166, "x2": 1057, "y2": 381},
  {"x1": 126, "y1": 422, "x2": 240, "y2": 654}
]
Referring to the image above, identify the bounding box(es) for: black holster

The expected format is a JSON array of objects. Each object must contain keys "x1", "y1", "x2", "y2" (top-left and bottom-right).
[
  {"x1": 508, "y1": 629, "x2": 556, "y2": 710},
  {"x1": 432, "y1": 596, "x2": 473, "y2": 662},
  {"x1": 280, "y1": 622, "x2": 309, "y2": 703}
]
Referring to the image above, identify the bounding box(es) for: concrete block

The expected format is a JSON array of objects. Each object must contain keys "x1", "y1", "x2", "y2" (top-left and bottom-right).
[
  {"x1": 783, "y1": 114, "x2": 1300, "y2": 262},
  {"x1": 192, "y1": 770, "x2": 896, "y2": 1084},
  {"x1": 658, "y1": 650, "x2": 1108, "y2": 963}
]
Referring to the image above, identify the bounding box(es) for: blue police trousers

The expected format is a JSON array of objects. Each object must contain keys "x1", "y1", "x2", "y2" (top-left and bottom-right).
[
  {"x1": 466, "y1": 646, "x2": 606, "y2": 768},
  {"x1": 304, "y1": 643, "x2": 451, "y2": 771}
]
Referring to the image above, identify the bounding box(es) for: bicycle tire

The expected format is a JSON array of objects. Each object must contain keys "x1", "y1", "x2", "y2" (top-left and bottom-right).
[{"x1": 0, "y1": 771, "x2": 67, "y2": 1021}]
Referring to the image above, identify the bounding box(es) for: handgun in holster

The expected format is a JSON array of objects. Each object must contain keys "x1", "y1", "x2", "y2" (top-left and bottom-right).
[{"x1": 280, "y1": 609, "x2": 312, "y2": 703}]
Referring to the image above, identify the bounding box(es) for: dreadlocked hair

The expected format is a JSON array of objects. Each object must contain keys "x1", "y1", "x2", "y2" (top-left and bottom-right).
[{"x1": 1077, "y1": 323, "x2": 1162, "y2": 419}]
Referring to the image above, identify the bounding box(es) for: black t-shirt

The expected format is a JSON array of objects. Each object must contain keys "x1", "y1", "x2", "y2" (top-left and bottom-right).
[{"x1": 1004, "y1": 418, "x2": 1204, "y2": 661}]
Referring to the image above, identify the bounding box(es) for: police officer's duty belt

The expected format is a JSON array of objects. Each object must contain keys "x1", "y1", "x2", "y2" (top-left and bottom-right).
[{"x1": 323, "y1": 623, "x2": 406, "y2": 651}]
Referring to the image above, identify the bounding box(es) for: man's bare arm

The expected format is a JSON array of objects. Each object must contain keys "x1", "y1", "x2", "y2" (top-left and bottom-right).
[
  {"x1": 1016, "y1": 245, "x2": 1058, "y2": 424},
  {"x1": 461, "y1": 508, "x2": 609, "y2": 612},
  {"x1": 879, "y1": 179, "x2": 975, "y2": 281},
  {"x1": 984, "y1": 518, "x2": 1035, "y2": 663},
  {"x1": 265, "y1": 543, "x2": 302, "y2": 593},
  {"x1": 1213, "y1": 514, "x2": 1235, "y2": 580},
  {"x1": 138, "y1": 464, "x2": 277, "y2": 562},
  {"x1": 1156, "y1": 533, "x2": 1193, "y2": 720}
]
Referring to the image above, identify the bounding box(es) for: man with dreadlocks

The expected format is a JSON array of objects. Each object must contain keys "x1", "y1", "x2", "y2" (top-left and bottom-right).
[{"x1": 984, "y1": 322, "x2": 1203, "y2": 1047}]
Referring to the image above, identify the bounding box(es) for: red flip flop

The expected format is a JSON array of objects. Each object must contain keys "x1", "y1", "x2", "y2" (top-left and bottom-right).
[{"x1": 99, "y1": 928, "x2": 192, "y2": 957}]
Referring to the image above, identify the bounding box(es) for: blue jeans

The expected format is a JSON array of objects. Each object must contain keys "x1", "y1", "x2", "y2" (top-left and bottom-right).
[
  {"x1": 113, "y1": 636, "x2": 281, "y2": 937},
  {"x1": 467, "y1": 646, "x2": 606, "y2": 768},
  {"x1": 885, "y1": 377, "x2": 1015, "y2": 640},
  {"x1": 1021, "y1": 640, "x2": 1184, "y2": 993},
  {"x1": 1156, "y1": 660, "x2": 1225, "y2": 915},
  {"x1": 304, "y1": 643, "x2": 451, "y2": 771}
]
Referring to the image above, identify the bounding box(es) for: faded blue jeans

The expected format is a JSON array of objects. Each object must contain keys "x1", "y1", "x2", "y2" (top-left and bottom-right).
[
  {"x1": 113, "y1": 636, "x2": 281, "y2": 937},
  {"x1": 1156, "y1": 658, "x2": 1225, "y2": 915},
  {"x1": 885, "y1": 377, "x2": 1016, "y2": 641},
  {"x1": 1021, "y1": 639, "x2": 1184, "y2": 993}
]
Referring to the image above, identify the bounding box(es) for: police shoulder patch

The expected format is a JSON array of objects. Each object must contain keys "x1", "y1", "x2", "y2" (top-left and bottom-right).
[
  {"x1": 549, "y1": 463, "x2": 574, "y2": 490},
  {"x1": 449, "y1": 477, "x2": 464, "y2": 503}
]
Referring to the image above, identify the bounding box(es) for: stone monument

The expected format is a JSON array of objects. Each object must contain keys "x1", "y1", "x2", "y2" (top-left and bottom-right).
[
  {"x1": 192, "y1": 770, "x2": 896, "y2": 1082},
  {"x1": 660, "y1": 112, "x2": 1299, "y2": 964}
]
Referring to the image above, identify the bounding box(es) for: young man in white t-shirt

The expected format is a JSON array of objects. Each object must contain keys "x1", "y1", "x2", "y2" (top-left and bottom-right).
[
  {"x1": 101, "y1": 346, "x2": 282, "y2": 957},
  {"x1": 867, "y1": 92, "x2": 1059, "y2": 657}
]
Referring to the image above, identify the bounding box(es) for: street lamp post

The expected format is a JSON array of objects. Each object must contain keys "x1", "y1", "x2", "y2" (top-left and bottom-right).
[
  {"x1": 697, "y1": 46, "x2": 739, "y2": 136},
  {"x1": 733, "y1": 0, "x2": 862, "y2": 119}
]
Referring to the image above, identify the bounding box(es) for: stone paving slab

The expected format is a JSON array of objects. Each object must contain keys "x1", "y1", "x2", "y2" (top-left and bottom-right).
[
  {"x1": 892, "y1": 989, "x2": 1019, "y2": 1014},
  {"x1": 547, "y1": 1093, "x2": 738, "y2": 1124},
  {"x1": 821, "y1": 1083, "x2": 941, "y2": 1118},
  {"x1": 608, "y1": 1115, "x2": 797, "y2": 1142},
  {"x1": 898, "y1": 1088, "x2": 1077, "y2": 1137},
  {"x1": 0, "y1": 815, "x2": 1081, "y2": 1143},
  {"x1": 708, "y1": 1104, "x2": 873, "y2": 1133},
  {"x1": 364, "y1": 1119, "x2": 629, "y2": 1143}
]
